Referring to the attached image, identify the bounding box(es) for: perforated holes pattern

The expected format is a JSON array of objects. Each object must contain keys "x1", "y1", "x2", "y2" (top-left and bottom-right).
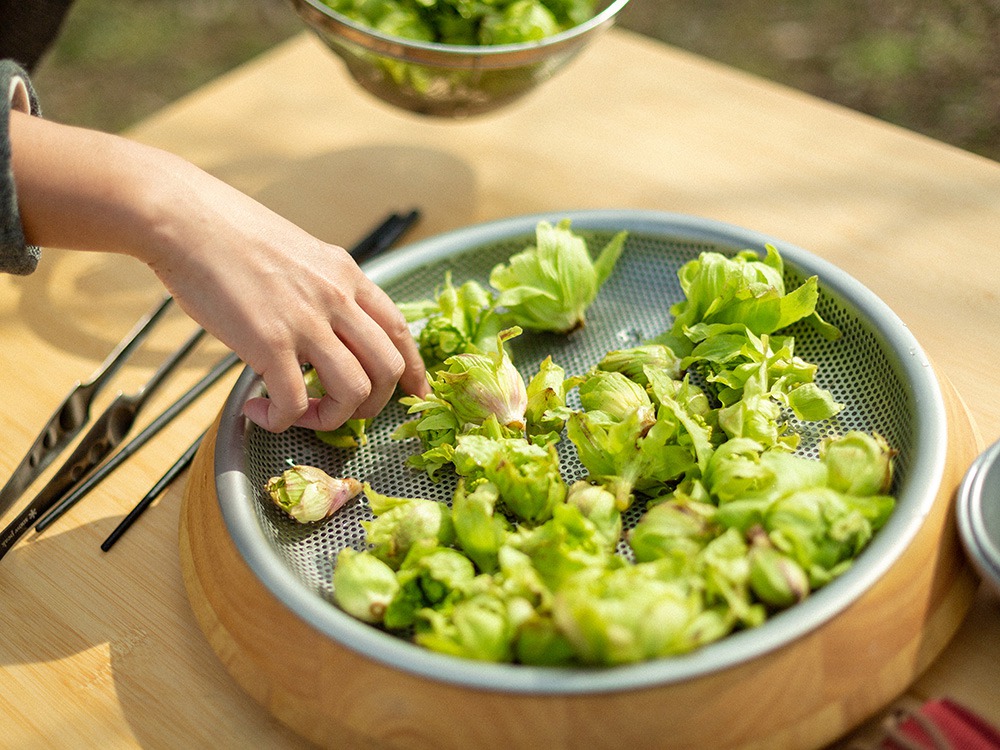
[{"x1": 244, "y1": 230, "x2": 912, "y2": 603}]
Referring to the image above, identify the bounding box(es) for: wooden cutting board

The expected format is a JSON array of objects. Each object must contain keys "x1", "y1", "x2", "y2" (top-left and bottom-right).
[{"x1": 179, "y1": 373, "x2": 980, "y2": 750}]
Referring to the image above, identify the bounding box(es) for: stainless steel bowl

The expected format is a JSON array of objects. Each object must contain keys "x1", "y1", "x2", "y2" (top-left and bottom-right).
[
  {"x1": 213, "y1": 209, "x2": 948, "y2": 694},
  {"x1": 288, "y1": 0, "x2": 631, "y2": 117},
  {"x1": 958, "y1": 438, "x2": 1000, "y2": 596}
]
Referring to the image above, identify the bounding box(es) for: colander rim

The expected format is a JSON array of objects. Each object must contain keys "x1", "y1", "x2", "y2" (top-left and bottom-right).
[{"x1": 214, "y1": 209, "x2": 947, "y2": 694}]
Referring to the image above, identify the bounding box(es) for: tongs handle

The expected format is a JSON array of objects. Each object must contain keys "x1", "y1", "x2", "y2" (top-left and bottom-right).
[
  {"x1": 0, "y1": 295, "x2": 173, "y2": 516},
  {"x1": 0, "y1": 327, "x2": 205, "y2": 561},
  {"x1": 35, "y1": 351, "x2": 239, "y2": 532},
  {"x1": 101, "y1": 429, "x2": 207, "y2": 552}
]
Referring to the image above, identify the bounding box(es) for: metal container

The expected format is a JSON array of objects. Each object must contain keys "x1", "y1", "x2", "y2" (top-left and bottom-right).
[
  {"x1": 958, "y1": 438, "x2": 1000, "y2": 596},
  {"x1": 287, "y1": 0, "x2": 630, "y2": 117},
  {"x1": 186, "y1": 210, "x2": 976, "y2": 749}
]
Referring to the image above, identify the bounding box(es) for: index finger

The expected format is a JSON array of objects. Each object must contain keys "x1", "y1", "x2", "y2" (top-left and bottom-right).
[{"x1": 357, "y1": 283, "x2": 429, "y2": 398}]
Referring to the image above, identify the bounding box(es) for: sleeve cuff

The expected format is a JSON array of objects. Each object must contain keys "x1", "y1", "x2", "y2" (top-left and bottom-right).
[{"x1": 1, "y1": 59, "x2": 42, "y2": 275}]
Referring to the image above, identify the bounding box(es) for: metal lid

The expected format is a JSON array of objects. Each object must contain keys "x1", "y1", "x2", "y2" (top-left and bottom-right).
[{"x1": 957, "y1": 438, "x2": 1000, "y2": 595}]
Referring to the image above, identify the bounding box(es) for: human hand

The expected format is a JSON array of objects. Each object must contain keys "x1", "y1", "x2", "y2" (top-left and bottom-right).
[
  {"x1": 9, "y1": 113, "x2": 427, "y2": 432},
  {"x1": 141, "y1": 164, "x2": 430, "y2": 432}
]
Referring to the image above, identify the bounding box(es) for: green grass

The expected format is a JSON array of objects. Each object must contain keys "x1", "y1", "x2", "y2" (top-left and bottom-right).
[{"x1": 31, "y1": 0, "x2": 1000, "y2": 162}]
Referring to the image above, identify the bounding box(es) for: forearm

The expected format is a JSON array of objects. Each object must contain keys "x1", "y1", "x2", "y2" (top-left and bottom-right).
[
  {"x1": 8, "y1": 108, "x2": 193, "y2": 262},
  {"x1": 5, "y1": 106, "x2": 428, "y2": 432}
]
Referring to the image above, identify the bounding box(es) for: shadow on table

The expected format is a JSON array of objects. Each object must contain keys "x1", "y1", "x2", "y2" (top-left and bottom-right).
[
  {"x1": 243, "y1": 143, "x2": 477, "y2": 251},
  {"x1": 1, "y1": 247, "x2": 223, "y2": 377}
]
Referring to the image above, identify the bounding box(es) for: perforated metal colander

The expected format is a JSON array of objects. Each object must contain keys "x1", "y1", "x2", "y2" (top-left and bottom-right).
[{"x1": 214, "y1": 210, "x2": 946, "y2": 694}]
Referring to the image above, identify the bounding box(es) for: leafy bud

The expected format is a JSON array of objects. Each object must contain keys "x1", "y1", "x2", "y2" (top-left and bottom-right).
[
  {"x1": 821, "y1": 431, "x2": 895, "y2": 496},
  {"x1": 747, "y1": 532, "x2": 810, "y2": 608},
  {"x1": 362, "y1": 484, "x2": 455, "y2": 569},
  {"x1": 565, "y1": 481, "x2": 622, "y2": 551},
  {"x1": 434, "y1": 327, "x2": 527, "y2": 431},
  {"x1": 577, "y1": 369, "x2": 655, "y2": 427},
  {"x1": 489, "y1": 219, "x2": 627, "y2": 333},
  {"x1": 265, "y1": 465, "x2": 362, "y2": 523},
  {"x1": 332, "y1": 548, "x2": 400, "y2": 623},
  {"x1": 524, "y1": 356, "x2": 571, "y2": 446},
  {"x1": 597, "y1": 344, "x2": 682, "y2": 386}
]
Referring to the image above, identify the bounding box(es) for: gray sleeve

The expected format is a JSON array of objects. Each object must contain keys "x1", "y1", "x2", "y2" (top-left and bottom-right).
[{"x1": 1, "y1": 59, "x2": 42, "y2": 275}]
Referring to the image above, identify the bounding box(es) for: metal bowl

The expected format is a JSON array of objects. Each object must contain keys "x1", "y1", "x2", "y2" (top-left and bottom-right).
[
  {"x1": 213, "y1": 209, "x2": 949, "y2": 694},
  {"x1": 958, "y1": 438, "x2": 1000, "y2": 596},
  {"x1": 287, "y1": 0, "x2": 630, "y2": 117}
]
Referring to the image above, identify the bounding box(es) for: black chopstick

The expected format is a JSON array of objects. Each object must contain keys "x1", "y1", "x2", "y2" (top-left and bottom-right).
[
  {"x1": 101, "y1": 430, "x2": 207, "y2": 552},
  {"x1": 33, "y1": 351, "x2": 241, "y2": 533},
  {"x1": 349, "y1": 208, "x2": 420, "y2": 263}
]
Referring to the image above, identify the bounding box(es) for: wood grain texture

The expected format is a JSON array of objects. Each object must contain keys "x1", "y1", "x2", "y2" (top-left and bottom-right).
[{"x1": 179, "y1": 374, "x2": 980, "y2": 750}]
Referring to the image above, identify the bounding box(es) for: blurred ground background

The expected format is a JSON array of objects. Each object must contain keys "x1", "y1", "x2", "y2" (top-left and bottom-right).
[{"x1": 30, "y1": 0, "x2": 1000, "y2": 162}]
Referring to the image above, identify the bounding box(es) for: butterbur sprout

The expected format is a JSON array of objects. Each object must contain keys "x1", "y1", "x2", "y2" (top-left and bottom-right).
[
  {"x1": 397, "y1": 273, "x2": 504, "y2": 372},
  {"x1": 597, "y1": 343, "x2": 682, "y2": 386},
  {"x1": 577, "y1": 369, "x2": 655, "y2": 427},
  {"x1": 332, "y1": 548, "x2": 400, "y2": 623},
  {"x1": 265, "y1": 465, "x2": 362, "y2": 523},
  {"x1": 415, "y1": 592, "x2": 514, "y2": 662},
  {"x1": 451, "y1": 479, "x2": 510, "y2": 573},
  {"x1": 490, "y1": 219, "x2": 627, "y2": 334},
  {"x1": 747, "y1": 537, "x2": 810, "y2": 609},
  {"x1": 820, "y1": 431, "x2": 895, "y2": 496},
  {"x1": 362, "y1": 484, "x2": 456, "y2": 570},
  {"x1": 432, "y1": 327, "x2": 528, "y2": 432},
  {"x1": 321, "y1": 237, "x2": 900, "y2": 667}
]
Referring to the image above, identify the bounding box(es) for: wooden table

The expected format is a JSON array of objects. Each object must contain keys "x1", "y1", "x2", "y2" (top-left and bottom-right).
[{"x1": 2, "y1": 27, "x2": 999, "y2": 748}]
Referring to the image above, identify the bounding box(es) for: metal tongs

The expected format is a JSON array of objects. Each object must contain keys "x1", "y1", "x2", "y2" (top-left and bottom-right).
[
  {"x1": 0, "y1": 295, "x2": 173, "y2": 517},
  {"x1": 0, "y1": 326, "x2": 206, "y2": 561}
]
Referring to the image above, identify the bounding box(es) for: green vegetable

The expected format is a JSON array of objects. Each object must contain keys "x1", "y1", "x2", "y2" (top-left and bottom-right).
[
  {"x1": 628, "y1": 498, "x2": 718, "y2": 564},
  {"x1": 432, "y1": 327, "x2": 527, "y2": 429},
  {"x1": 394, "y1": 328, "x2": 528, "y2": 477},
  {"x1": 320, "y1": 0, "x2": 596, "y2": 46},
  {"x1": 489, "y1": 219, "x2": 627, "y2": 333},
  {"x1": 596, "y1": 343, "x2": 682, "y2": 386},
  {"x1": 551, "y1": 563, "x2": 733, "y2": 665},
  {"x1": 524, "y1": 355, "x2": 573, "y2": 447},
  {"x1": 564, "y1": 481, "x2": 622, "y2": 552},
  {"x1": 384, "y1": 545, "x2": 477, "y2": 629},
  {"x1": 415, "y1": 590, "x2": 515, "y2": 662},
  {"x1": 303, "y1": 366, "x2": 370, "y2": 447},
  {"x1": 397, "y1": 273, "x2": 504, "y2": 372},
  {"x1": 265, "y1": 465, "x2": 362, "y2": 523},
  {"x1": 668, "y1": 246, "x2": 840, "y2": 346},
  {"x1": 577, "y1": 369, "x2": 656, "y2": 427},
  {"x1": 451, "y1": 479, "x2": 511, "y2": 573},
  {"x1": 332, "y1": 548, "x2": 400, "y2": 623},
  {"x1": 567, "y1": 370, "x2": 714, "y2": 510},
  {"x1": 317, "y1": 238, "x2": 900, "y2": 669},
  {"x1": 505, "y1": 502, "x2": 616, "y2": 591},
  {"x1": 480, "y1": 0, "x2": 560, "y2": 44},
  {"x1": 452, "y1": 434, "x2": 567, "y2": 525},
  {"x1": 361, "y1": 483, "x2": 456, "y2": 569},
  {"x1": 746, "y1": 529, "x2": 810, "y2": 608}
]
